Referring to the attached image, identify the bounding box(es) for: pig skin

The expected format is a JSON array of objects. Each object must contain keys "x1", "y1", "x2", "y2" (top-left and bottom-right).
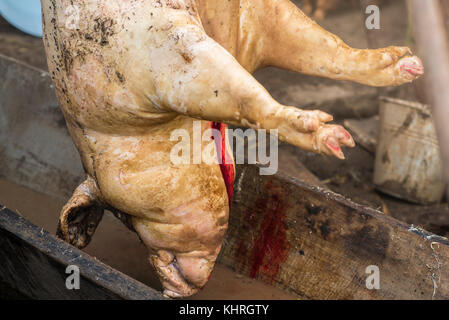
[{"x1": 41, "y1": 0, "x2": 423, "y2": 298}]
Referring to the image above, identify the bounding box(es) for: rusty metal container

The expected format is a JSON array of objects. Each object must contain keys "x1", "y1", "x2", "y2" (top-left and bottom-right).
[{"x1": 374, "y1": 97, "x2": 445, "y2": 204}]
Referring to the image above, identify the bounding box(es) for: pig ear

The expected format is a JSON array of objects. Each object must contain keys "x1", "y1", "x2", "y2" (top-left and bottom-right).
[{"x1": 57, "y1": 186, "x2": 104, "y2": 249}]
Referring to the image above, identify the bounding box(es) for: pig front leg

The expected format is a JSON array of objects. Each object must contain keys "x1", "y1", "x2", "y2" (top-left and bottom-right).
[
  {"x1": 149, "y1": 250, "x2": 199, "y2": 298},
  {"x1": 147, "y1": 249, "x2": 221, "y2": 298},
  {"x1": 149, "y1": 23, "x2": 354, "y2": 159},
  {"x1": 257, "y1": 0, "x2": 423, "y2": 87}
]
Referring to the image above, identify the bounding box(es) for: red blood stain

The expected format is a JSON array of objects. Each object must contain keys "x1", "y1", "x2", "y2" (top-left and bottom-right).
[
  {"x1": 235, "y1": 182, "x2": 290, "y2": 283},
  {"x1": 250, "y1": 192, "x2": 290, "y2": 281},
  {"x1": 211, "y1": 122, "x2": 235, "y2": 207}
]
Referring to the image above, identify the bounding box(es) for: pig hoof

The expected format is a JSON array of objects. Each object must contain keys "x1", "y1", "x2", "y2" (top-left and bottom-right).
[
  {"x1": 163, "y1": 289, "x2": 185, "y2": 299},
  {"x1": 151, "y1": 251, "x2": 200, "y2": 298},
  {"x1": 57, "y1": 185, "x2": 104, "y2": 249},
  {"x1": 397, "y1": 56, "x2": 424, "y2": 80},
  {"x1": 316, "y1": 124, "x2": 355, "y2": 160}
]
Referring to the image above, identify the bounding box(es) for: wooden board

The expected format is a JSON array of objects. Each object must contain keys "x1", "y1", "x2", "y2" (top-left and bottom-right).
[
  {"x1": 0, "y1": 54, "x2": 84, "y2": 201},
  {"x1": 0, "y1": 205, "x2": 165, "y2": 300},
  {"x1": 219, "y1": 164, "x2": 449, "y2": 300}
]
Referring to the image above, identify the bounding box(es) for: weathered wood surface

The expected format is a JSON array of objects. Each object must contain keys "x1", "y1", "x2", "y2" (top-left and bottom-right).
[
  {"x1": 0, "y1": 205, "x2": 165, "y2": 300},
  {"x1": 0, "y1": 54, "x2": 84, "y2": 200},
  {"x1": 219, "y1": 164, "x2": 449, "y2": 300}
]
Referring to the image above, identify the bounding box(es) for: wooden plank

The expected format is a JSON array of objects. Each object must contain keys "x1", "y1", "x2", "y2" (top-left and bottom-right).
[
  {"x1": 0, "y1": 205, "x2": 165, "y2": 300},
  {"x1": 0, "y1": 54, "x2": 84, "y2": 200},
  {"x1": 409, "y1": 0, "x2": 449, "y2": 202},
  {"x1": 219, "y1": 164, "x2": 449, "y2": 300}
]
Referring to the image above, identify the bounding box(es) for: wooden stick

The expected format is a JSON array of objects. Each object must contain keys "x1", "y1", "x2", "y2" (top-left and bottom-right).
[{"x1": 409, "y1": 0, "x2": 449, "y2": 199}]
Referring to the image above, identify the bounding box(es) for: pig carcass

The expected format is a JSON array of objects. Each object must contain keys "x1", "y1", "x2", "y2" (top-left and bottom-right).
[{"x1": 41, "y1": 0, "x2": 423, "y2": 298}]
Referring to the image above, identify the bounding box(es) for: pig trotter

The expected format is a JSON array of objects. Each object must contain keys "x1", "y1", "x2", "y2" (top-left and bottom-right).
[
  {"x1": 316, "y1": 125, "x2": 355, "y2": 160},
  {"x1": 57, "y1": 177, "x2": 104, "y2": 249},
  {"x1": 398, "y1": 55, "x2": 425, "y2": 79},
  {"x1": 151, "y1": 251, "x2": 199, "y2": 298},
  {"x1": 150, "y1": 249, "x2": 219, "y2": 298}
]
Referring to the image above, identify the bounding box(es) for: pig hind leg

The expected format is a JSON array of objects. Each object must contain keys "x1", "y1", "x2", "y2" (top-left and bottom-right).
[
  {"x1": 261, "y1": 0, "x2": 423, "y2": 86},
  {"x1": 57, "y1": 177, "x2": 104, "y2": 249}
]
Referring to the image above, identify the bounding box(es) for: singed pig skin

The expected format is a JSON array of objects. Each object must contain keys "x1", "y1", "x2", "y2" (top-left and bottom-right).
[{"x1": 41, "y1": 0, "x2": 423, "y2": 298}]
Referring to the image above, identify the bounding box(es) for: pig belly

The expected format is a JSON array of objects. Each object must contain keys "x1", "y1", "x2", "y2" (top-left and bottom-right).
[
  {"x1": 132, "y1": 196, "x2": 229, "y2": 254},
  {"x1": 90, "y1": 128, "x2": 232, "y2": 252}
]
